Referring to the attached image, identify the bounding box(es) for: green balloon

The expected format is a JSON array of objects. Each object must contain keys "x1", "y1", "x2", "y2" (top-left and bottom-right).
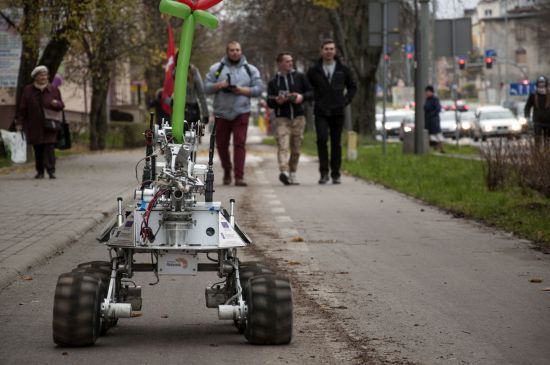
[{"x1": 159, "y1": 0, "x2": 219, "y2": 143}]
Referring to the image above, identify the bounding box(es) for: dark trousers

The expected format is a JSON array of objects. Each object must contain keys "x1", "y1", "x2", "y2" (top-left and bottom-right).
[
  {"x1": 33, "y1": 143, "x2": 56, "y2": 174},
  {"x1": 315, "y1": 114, "x2": 344, "y2": 179},
  {"x1": 215, "y1": 113, "x2": 250, "y2": 180},
  {"x1": 534, "y1": 123, "x2": 550, "y2": 148}
]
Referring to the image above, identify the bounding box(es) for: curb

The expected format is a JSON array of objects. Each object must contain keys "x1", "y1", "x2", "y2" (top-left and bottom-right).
[{"x1": 0, "y1": 192, "x2": 133, "y2": 291}]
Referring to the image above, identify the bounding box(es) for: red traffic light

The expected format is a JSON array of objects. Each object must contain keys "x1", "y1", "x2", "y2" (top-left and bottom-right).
[
  {"x1": 522, "y1": 79, "x2": 529, "y2": 85},
  {"x1": 384, "y1": 54, "x2": 390, "y2": 63},
  {"x1": 458, "y1": 58, "x2": 465, "y2": 70},
  {"x1": 485, "y1": 57, "x2": 493, "y2": 69}
]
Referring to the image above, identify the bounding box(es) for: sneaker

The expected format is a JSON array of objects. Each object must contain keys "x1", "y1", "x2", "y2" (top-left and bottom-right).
[
  {"x1": 318, "y1": 174, "x2": 329, "y2": 184},
  {"x1": 34, "y1": 173, "x2": 44, "y2": 179},
  {"x1": 279, "y1": 171, "x2": 290, "y2": 185},
  {"x1": 48, "y1": 173, "x2": 56, "y2": 179},
  {"x1": 289, "y1": 172, "x2": 300, "y2": 185},
  {"x1": 332, "y1": 177, "x2": 341, "y2": 184}
]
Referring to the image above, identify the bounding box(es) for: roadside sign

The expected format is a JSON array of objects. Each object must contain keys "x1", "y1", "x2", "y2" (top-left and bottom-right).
[
  {"x1": 509, "y1": 82, "x2": 535, "y2": 96},
  {"x1": 485, "y1": 49, "x2": 497, "y2": 57}
]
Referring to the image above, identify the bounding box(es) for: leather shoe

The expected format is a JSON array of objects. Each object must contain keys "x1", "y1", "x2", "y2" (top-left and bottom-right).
[
  {"x1": 49, "y1": 173, "x2": 56, "y2": 179},
  {"x1": 318, "y1": 174, "x2": 329, "y2": 184},
  {"x1": 223, "y1": 170, "x2": 231, "y2": 185},
  {"x1": 34, "y1": 173, "x2": 44, "y2": 179},
  {"x1": 235, "y1": 179, "x2": 248, "y2": 187},
  {"x1": 332, "y1": 177, "x2": 341, "y2": 184}
]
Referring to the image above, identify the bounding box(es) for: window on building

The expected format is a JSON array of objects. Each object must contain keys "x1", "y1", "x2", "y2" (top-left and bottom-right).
[{"x1": 484, "y1": 9, "x2": 493, "y2": 16}]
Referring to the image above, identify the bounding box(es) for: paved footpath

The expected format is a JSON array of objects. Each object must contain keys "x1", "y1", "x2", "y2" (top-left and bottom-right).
[{"x1": 0, "y1": 150, "x2": 142, "y2": 289}]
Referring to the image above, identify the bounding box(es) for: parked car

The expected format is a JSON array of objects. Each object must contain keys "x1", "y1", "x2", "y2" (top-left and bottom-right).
[{"x1": 473, "y1": 106, "x2": 523, "y2": 141}]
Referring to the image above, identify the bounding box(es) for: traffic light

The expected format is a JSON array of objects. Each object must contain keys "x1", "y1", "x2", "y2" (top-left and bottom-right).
[
  {"x1": 485, "y1": 57, "x2": 493, "y2": 69},
  {"x1": 522, "y1": 79, "x2": 529, "y2": 86},
  {"x1": 458, "y1": 58, "x2": 466, "y2": 70},
  {"x1": 384, "y1": 54, "x2": 390, "y2": 63}
]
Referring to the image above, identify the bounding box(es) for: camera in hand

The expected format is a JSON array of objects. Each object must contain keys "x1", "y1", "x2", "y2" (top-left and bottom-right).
[{"x1": 222, "y1": 74, "x2": 237, "y2": 93}]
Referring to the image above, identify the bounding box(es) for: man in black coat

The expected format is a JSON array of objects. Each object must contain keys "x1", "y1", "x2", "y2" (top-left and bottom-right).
[
  {"x1": 307, "y1": 39, "x2": 356, "y2": 184},
  {"x1": 525, "y1": 75, "x2": 550, "y2": 147},
  {"x1": 267, "y1": 52, "x2": 313, "y2": 185}
]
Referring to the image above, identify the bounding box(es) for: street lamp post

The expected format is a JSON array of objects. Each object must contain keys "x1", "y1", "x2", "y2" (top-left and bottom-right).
[{"x1": 414, "y1": 0, "x2": 430, "y2": 154}]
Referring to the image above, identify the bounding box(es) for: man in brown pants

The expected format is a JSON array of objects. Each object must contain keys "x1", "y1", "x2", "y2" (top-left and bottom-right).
[{"x1": 267, "y1": 52, "x2": 313, "y2": 185}]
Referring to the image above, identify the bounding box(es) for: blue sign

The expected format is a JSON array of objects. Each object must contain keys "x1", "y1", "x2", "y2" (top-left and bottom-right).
[
  {"x1": 485, "y1": 49, "x2": 497, "y2": 57},
  {"x1": 405, "y1": 44, "x2": 415, "y2": 53},
  {"x1": 510, "y1": 82, "x2": 535, "y2": 96}
]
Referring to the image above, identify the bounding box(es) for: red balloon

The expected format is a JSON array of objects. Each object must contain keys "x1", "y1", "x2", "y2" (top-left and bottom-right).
[
  {"x1": 176, "y1": 0, "x2": 195, "y2": 9},
  {"x1": 195, "y1": 0, "x2": 222, "y2": 10}
]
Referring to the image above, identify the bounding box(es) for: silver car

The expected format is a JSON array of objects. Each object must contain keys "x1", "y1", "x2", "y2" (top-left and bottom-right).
[{"x1": 474, "y1": 106, "x2": 523, "y2": 141}]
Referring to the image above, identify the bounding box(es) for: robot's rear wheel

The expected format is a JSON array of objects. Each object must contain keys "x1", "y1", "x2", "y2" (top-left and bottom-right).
[
  {"x1": 244, "y1": 274, "x2": 293, "y2": 345},
  {"x1": 52, "y1": 272, "x2": 103, "y2": 347}
]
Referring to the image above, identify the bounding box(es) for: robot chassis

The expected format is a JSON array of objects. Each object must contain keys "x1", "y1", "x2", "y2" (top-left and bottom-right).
[{"x1": 52, "y1": 117, "x2": 293, "y2": 346}]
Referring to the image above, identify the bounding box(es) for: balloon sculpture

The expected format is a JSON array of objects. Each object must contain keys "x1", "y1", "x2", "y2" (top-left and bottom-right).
[{"x1": 159, "y1": 0, "x2": 222, "y2": 142}]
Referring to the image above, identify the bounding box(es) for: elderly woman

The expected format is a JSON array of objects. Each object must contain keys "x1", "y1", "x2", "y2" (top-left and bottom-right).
[{"x1": 16, "y1": 65, "x2": 64, "y2": 179}]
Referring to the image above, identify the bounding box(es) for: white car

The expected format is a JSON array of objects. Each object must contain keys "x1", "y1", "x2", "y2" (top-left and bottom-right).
[
  {"x1": 375, "y1": 110, "x2": 414, "y2": 137},
  {"x1": 474, "y1": 106, "x2": 523, "y2": 141},
  {"x1": 440, "y1": 111, "x2": 460, "y2": 138}
]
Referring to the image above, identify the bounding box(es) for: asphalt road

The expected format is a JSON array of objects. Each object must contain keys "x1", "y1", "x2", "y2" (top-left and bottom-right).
[{"x1": 1, "y1": 140, "x2": 549, "y2": 365}]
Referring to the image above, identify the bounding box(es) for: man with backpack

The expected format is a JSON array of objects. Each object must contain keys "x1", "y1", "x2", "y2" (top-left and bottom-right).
[
  {"x1": 205, "y1": 41, "x2": 264, "y2": 186},
  {"x1": 525, "y1": 75, "x2": 550, "y2": 148}
]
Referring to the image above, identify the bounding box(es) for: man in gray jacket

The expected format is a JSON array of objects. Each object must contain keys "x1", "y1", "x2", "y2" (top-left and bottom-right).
[{"x1": 205, "y1": 41, "x2": 264, "y2": 186}]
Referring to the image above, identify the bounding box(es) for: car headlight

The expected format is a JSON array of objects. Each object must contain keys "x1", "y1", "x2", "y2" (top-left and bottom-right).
[
  {"x1": 403, "y1": 126, "x2": 412, "y2": 133},
  {"x1": 461, "y1": 122, "x2": 471, "y2": 130},
  {"x1": 385, "y1": 125, "x2": 391, "y2": 130},
  {"x1": 518, "y1": 117, "x2": 527, "y2": 125},
  {"x1": 483, "y1": 125, "x2": 493, "y2": 132},
  {"x1": 511, "y1": 122, "x2": 521, "y2": 131}
]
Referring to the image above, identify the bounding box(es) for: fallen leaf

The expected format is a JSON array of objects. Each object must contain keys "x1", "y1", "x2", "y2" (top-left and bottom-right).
[
  {"x1": 542, "y1": 287, "x2": 550, "y2": 291},
  {"x1": 287, "y1": 260, "x2": 301, "y2": 266},
  {"x1": 291, "y1": 236, "x2": 304, "y2": 242},
  {"x1": 529, "y1": 278, "x2": 543, "y2": 283},
  {"x1": 62, "y1": 352, "x2": 68, "y2": 356},
  {"x1": 21, "y1": 275, "x2": 33, "y2": 281},
  {"x1": 161, "y1": 314, "x2": 169, "y2": 318},
  {"x1": 338, "y1": 271, "x2": 349, "y2": 275}
]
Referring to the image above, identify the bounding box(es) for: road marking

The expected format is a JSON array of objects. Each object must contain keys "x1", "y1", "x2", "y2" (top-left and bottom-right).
[
  {"x1": 275, "y1": 215, "x2": 293, "y2": 223},
  {"x1": 271, "y1": 207, "x2": 286, "y2": 214},
  {"x1": 264, "y1": 194, "x2": 278, "y2": 200},
  {"x1": 268, "y1": 200, "x2": 282, "y2": 206}
]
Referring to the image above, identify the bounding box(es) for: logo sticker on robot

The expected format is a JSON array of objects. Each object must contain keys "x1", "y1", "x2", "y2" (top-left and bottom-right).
[
  {"x1": 218, "y1": 212, "x2": 246, "y2": 248},
  {"x1": 176, "y1": 257, "x2": 188, "y2": 268}
]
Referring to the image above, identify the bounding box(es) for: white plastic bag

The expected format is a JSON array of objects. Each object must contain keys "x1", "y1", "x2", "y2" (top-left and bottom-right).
[{"x1": 0, "y1": 129, "x2": 27, "y2": 164}]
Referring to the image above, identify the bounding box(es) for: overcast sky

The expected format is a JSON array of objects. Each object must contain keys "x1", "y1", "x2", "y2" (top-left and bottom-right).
[{"x1": 436, "y1": 0, "x2": 480, "y2": 18}]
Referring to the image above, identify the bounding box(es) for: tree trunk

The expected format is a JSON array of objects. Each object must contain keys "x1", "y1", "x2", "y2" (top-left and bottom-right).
[
  {"x1": 15, "y1": 1, "x2": 40, "y2": 112},
  {"x1": 89, "y1": 70, "x2": 110, "y2": 151},
  {"x1": 38, "y1": 38, "x2": 70, "y2": 82}
]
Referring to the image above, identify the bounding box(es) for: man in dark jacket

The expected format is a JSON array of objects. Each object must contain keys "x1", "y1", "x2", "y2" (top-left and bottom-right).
[
  {"x1": 307, "y1": 39, "x2": 356, "y2": 184},
  {"x1": 424, "y1": 85, "x2": 444, "y2": 153},
  {"x1": 267, "y1": 52, "x2": 313, "y2": 185},
  {"x1": 524, "y1": 75, "x2": 550, "y2": 147}
]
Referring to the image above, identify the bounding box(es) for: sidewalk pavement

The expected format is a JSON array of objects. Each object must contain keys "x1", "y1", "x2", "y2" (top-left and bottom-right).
[
  {"x1": 0, "y1": 150, "x2": 142, "y2": 289},
  {"x1": 0, "y1": 125, "x2": 266, "y2": 290}
]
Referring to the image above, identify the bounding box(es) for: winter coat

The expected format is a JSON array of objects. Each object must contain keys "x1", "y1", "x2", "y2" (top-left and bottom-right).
[
  {"x1": 17, "y1": 84, "x2": 64, "y2": 145},
  {"x1": 267, "y1": 70, "x2": 313, "y2": 119},
  {"x1": 524, "y1": 91, "x2": 550, "y2": 125},
  {"x1": 306, "y1": 58, "x2": 357, "y2": 117},
  {"x1": 204, "y1": 55, "x2": 264, "y2": 120},
  {"x1": 424, "y1": 96, "x2": 442, "y2": 134}
]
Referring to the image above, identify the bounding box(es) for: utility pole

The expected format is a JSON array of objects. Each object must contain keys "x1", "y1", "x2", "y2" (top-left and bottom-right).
[
  {"x1": 503, "y1": 0, "x2": 509, "y2": 104},
  {"x1": 431, "y1": 0, "x2": 438, "y2": 85},
  {"x1": 414, "y1": 0, "x2": 430, "y2": 154},
  {"x1": 382, "y1": 0, "x2": 388, "y2": 155}
]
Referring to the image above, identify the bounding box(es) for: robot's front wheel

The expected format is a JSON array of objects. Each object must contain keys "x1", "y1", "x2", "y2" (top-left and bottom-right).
[
  {"x1": 52, "y1": 272, "x2": 103, "y2": 347},
  {"x1": 244, "y1": 274, "x2": 293, "y2": 345}
]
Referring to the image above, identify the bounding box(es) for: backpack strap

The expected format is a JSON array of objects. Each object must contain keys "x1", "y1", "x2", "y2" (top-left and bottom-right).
[
  {"x1": 214, "y1": 62, "x2": 225, "y2": 80},
  {"x1": 215, "y1": 62, "x2": 252, "y2": 80}
]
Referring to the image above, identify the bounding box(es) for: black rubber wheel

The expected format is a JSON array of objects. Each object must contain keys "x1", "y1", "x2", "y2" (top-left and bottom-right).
[
  {"x1": 52, "y1": 272, "x2": 103, "y2": 346},
  {"x1": 77, "y1": 261, "x2": 112, "y2": 271},
  {"x1": 233, "y1": 263, "x2": 274, "y2": 334},
  {"x1": 244, "y1": 274, "x2": 293, "y2": 345},
  {"x1": 71, "y1": 266, "x2": 117, "y2": 335}
]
